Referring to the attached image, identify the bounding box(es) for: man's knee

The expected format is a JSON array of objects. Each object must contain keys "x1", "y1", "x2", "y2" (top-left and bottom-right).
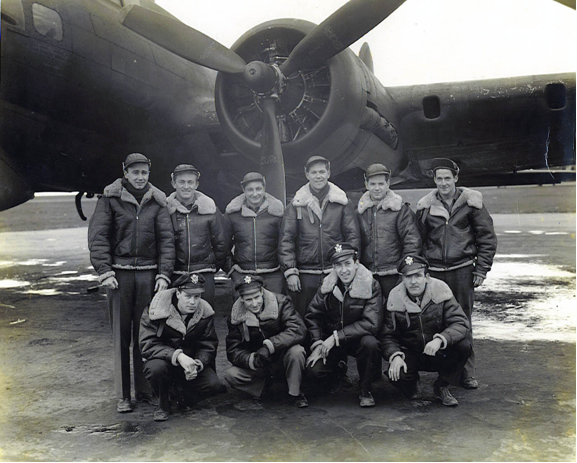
[
  {"x1": 285, "y1": 344, "x2": 306, "y2": 362},
  {"x1": 451, "y1": 338, "x2": 473, "y2": 360},
  {"x1": 359, "y1": 335, "x2": 380, "y2": 353},
  {"x1": 143, "y1": 358, "x2": 170, "y2": 381}
]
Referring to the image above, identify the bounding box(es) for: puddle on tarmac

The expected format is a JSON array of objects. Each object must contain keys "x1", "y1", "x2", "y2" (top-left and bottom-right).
[
  {"x1": 56, "y1": 422, "x2": 140, "y2": 438},
  {"x1": 0, "y1": 280, "x2": 31, "y2": 289}
]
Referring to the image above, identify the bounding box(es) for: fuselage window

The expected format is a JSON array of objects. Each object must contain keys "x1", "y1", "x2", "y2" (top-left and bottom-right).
[{"x1": 32, "y1": 3, "x2": 63, "y2": 41}]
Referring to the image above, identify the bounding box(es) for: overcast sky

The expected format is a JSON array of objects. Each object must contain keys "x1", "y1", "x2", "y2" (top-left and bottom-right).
[{"x1": 156, "y1": 0, "x2": 576, "y2": 86}]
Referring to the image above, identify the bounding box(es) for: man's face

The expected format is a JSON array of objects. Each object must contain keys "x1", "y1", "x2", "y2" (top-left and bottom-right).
[
  {"x1": 402, "y1": 269, "x2": 429, "y2": 297},
  {"x1": 365, "y1": 174, "x2": 390, "y2": 202},
  {"x1": 176, "y1": 290, "x2": 202, "y2": 314},
  {"x1": 124, "y1": 163, "x2": 149, "y2": 190},
  {"x1": 172, "y1": 172, "x2": 199, "y2": 203},
  {"x1": 334, "y1": 256, "x2": 358, "y2": 286},
  {"x1": 434, "y1": 169, "x2": 458, "y2": 198},
  {"x1": 305, "y1": 162, "x2": 330, "y2": 192},
  {"x1": 241, "y1": 289, "x2": 264, "y2": 314},
  {"x1": 243, "y1": 181, "x2": 266, "y2": 209}
]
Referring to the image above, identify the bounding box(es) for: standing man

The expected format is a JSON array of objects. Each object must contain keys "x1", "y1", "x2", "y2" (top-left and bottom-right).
[
  {"x1": 140, "y1": 273, "x2": 226, "y2": 421},
  {"x1": 224, "y1": 276, "x2": 309, "y2": 408},
  {"x1": 88, "y1": 153, "x2": 175, "y2": 413},
  {"x1": 357, "y1": 163, "x2": 422, "y2": 299},
  {"x1": 380, "y1": 255, "x2": 471, "y2": 406},
  {"x1": 279, "y1": 155, "x2": 360, "y2": 317},
  {"x1": 305, "y1": 243, "x2": 383, "y2": 407},
  {"x1": 167, "y1": 164, "x2": 228, "y2": 308},
  {"x1": 416, "y1": 158, "x2": 497, "y2": 389},
  {"x1": 224, "y1": 172, "x2": 285, "y2": 294}
]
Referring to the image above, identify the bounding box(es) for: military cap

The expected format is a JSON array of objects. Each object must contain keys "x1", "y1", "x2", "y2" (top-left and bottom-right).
[
  {"x1": 430, "y1": 158, "x2": 459, "y2": 175},
  {"x1": 304, "y1": 155, "x2": 330, "y2": 171},
  {"x1": 171, "y1": 164, "x2": 200, "y2": 179},
  {"x1": 240, "y1": 172, "x2": 266, "y2": 187},
  {"x1": 235, "y1": 275, "x2": 264, "y2": 296},
  {"x1": 327, "y1": 242, "x2": 358, "y2": 264},
  {"x1": 364, "y1": 163, "x2": 391, "y2": 180},
  {"x1": 397, "y1": 255, "x2": 429, "y2": 275},
  {"x1": 123, "y1": 153, "x2": 151, "y2": 170},
  {"x1": 171, "y1": 273, "x2": 205, "y2": 294}
]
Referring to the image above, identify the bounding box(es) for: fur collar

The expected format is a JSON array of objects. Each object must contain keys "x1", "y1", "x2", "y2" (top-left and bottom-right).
[
  {"x1": 292, "y1": 182, "x2": 348, "y2": 221},
  {"x1": 230, "y1": 289, "x2": 279, "y2": 327},
  {"x1": 387, "y1": 278, "x2": 453, "y2": 314},
  {"x1": 225, "y1": 193, "x2": 284, "y2": 217},
  {"x1": 166, "y1": 191, "x2": 216, "y2": 215},
  {"x1": 416, "y1": 187, "x2": 483, "y2": 211},
  {"x1": 148, "y1": 289, "x2": 214, "y2": 335},
  {"x1": 357, "y1": 190, "x2": 403, "y2": 214},
  {"x1": 104, "y1": 178, "x2": 167, "y2": 207},
  {"x1": 320, "y1": 263, "x2": 374, "y2": 300}
]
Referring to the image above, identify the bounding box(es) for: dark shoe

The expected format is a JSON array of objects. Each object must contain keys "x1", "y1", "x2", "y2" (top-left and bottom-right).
[
  {"x1": 116, "y1": 398, "x2": 134, "y2": 413},
  {"x1": 135, "y1": 392, "x2": 159, "y2": 406},
  {"x1": 433, "y1": 383, "x2": 459, "y2": 407},
  {"x1": 153, "y1": 408, "x2": 169, "y2": 421},
  {"x1": 292, "y1": 392, "x2": 309, "y2": 408},
  {"x1": 402, "y1": 382, "x2": 422, "y2": 400},
  {"x1": 460, "y1": 377, "x2": 479, "y2": 389},
  {"x1": 359, "y1": 391, "x2": 376, "y2": 407}
]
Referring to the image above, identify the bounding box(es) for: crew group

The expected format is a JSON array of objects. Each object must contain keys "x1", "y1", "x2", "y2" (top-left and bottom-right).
[{"x1": 88, "y1": 153, "x2": 497, "y2": 421}]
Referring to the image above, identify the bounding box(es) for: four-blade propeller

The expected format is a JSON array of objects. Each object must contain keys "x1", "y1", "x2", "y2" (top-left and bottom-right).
[{"x1": 120, "y1": 0, "x2": 406, "y2": 204}]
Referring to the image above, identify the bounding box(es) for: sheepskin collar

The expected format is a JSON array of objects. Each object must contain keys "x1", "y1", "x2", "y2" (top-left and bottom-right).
[
  {"x1": 230, "y1": 289, "x2": 279, "y2": 327},
  {"x1": 104, "y1": 178, "x2": 167, "y2": 207},
  {"x1": 320, "y1": 263, "x2": 374, "y2": 301},
  {"x1": 148, "y1": 289, "x2": 214, "y2": 336},
  {"x1": 417, "y1": 187, "x2": 483, "y2": 212},
  {"x1": 225, "y1": 193, "x2": 284, "y2": 218},
  {"x1": 357, "y1": 190, "x2": 403, "y2": 214},
  {"x1": 387, "y1": 277, "x2": 453, "y2": 314},
  {"x1": 292, "y1": 182, "x2": 348, "y2": 220},
  {"x1": 166, "y1": 191, "x2": 216, "y2": 215}
]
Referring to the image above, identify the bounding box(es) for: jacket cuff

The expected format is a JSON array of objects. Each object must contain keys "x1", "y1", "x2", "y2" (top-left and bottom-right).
[
  {"x1": 433, "y1": 334, "x2": 448, "y2": 349},
  {"x1": 284, "y1": 268, "x2": 299, "y2": 279},
  {"x1": 310, "y1": 340, "x2": 323, "y2": 351},
  {"x1": 98, "y1": 271, "x2": 116, "y2": 284},
  {"x1": 249, "y1": 353, "x2": 257, "y2": 371},
  {"x1": 172, "y1": 349, "x2": 183, "y2": 366},
  {"x1": 263, "y1": 339, "x2": 275, "y2": 355},
  {"x1": 472, "y1": 270, "x2": 487, "y2": 278},
  {"x1": 389, "y1": 351, "x2": 405, "y2": 363},
  {"x1": 156, "y1": 274, "x2": 171, "y2": 284},
  {"x1": 337, "y1": 330, "x2": 346, "y2": 345}
]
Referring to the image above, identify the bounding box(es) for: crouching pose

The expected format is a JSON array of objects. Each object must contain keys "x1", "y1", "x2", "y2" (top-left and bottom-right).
[
  {"x1": 225, "y1": 276, "x2": 309, "y2": 408},
  {"x1": 305, "y1": 243, "x2": 383, "y2": 408},
  {"x1": 139, "y1": 273, "x2": 226, "y2": 421},
  {"x1": 380, "y1": 255, "x2": 472, "y2": 406}
]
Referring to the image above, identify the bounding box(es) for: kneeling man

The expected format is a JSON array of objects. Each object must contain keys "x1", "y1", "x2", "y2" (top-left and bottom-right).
[
  {"x1": 139, "y1": 273, "x2": 225, "y2": 421},
  {"x1": 305, "y1": 243, "x2": 383, "y2": 407},
  {"x1": 225, "y1": 276, "x2": 309, "y2": 408},
  {"x1": 380, "y1": 255, "x2": 471, "y2": 406}
]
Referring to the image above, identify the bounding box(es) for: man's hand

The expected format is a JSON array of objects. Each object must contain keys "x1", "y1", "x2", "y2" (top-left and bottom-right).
[
  {"x1": 319, "y1": 335, "x2": 336, "y2": 358},
  {"x1": 388, "y1": 356, "x2": 407, "y2": 382},
  {"x1": 423, "y1": 338, "x2": 443, "y2": 356},
  {"x1": 155, "y1": 278, "x2": 168, "y2": 292},
  {"x1": 473, "y1": 275, "x2": 485, "y2": 287},
  {"x1": 252, "y1": 353, "x2": 264, "y2": 370},
  {"x1": 177, "y1": 352, "x2": 196, "y2": 372},
  {"x1": 101, "y1": 276, "x2": 119, "y2": 290},
  {"x1": 286, "y1": 275, "x2": 301, "y2": 292},
  {"x1": 306, "y1": 345, "x2": 324, "y2": 368},
  {"x1": 256, "y1": 346, "x2": 272, "y2": 363}
]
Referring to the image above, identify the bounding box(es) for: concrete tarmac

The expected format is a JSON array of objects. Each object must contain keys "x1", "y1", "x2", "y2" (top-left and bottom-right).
[{"x1": 0, "y1": 192, "x2": 575, "y2": 461}]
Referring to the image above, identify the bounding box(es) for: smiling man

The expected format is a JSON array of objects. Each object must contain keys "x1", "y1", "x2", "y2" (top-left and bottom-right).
[
  {"x1": 166, "y1": 164, "x2": 228, "y2": 308},
  {"x1": 224, "y1": 172, "x2": 285, "y2": 294},
  {"x1": 380, "y1": 255, "x2": 471, "y2": 406},
  {"x1": 305, "y1": 243, "x2": 383, "y2": 407},
  {"x1": 416, "y1": 158, "x2": 497, "y2": 389},
  {"x1": 279, "y1": 156, "x2": 360, "y2": 317}
]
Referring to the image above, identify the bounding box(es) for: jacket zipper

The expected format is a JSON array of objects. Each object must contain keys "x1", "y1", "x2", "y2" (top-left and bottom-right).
[
  {"x1": 373, "y1": 207, "x2": 378, "y2": 271},
  {"x1": 186, "y1": 212, "x2": 191, "y2": 272},
  {"x1": 253, "y1": 216, "x2": 258, "y2": 270}
]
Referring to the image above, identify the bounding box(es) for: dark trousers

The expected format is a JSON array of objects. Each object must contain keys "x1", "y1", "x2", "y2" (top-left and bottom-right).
[
  {"x1": 172, "y1": 272, "x2": 215, "y2": 308},
  {"x1": 307, "y1": 335, "x2": 380, "y2": 394},
  {"x1": 106, "y1": 268, "x2": 155, "y2": 400},
  {"x1": 390, "y1": 339, "x2": 472, "y2": 395},
  {"x1": 430, "y1": 266, "x2": 475, "y2": 379},
  {"x1": 143, "y1": 358, "x2": 224, "y2": 412},
  {"x1": 374, "y1": 274, "x2": 401, "y2": 301},
  {"x1": 288, "y1": 273, "x2": 325, "y2": 318}
]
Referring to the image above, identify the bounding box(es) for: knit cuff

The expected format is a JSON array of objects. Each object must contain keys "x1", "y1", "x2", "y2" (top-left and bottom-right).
[
  {"x1": 284, "y1": 268, "x2": 299, "y2": 279},
  {"x1": 433, "y1": 334, "x2": 448, "y2": 349},
  {"x1": 389, "y1": 351, "x2": 405, "y2": 363},
  {"x1": 98, "y1": 271, "x2": 116, "y2": 284},
  {"x1": 172, "y1": 349, "x2": 184, "y2": 366},
  {"x1": 263, "y1": 339, "x2": 275, "y2": 355},
  {"x1": 249, "y1": 353, "x2": 257, "y2": 371},
  {"x1": 156, "y1": 274, "x2": 171, "y2": 284}
]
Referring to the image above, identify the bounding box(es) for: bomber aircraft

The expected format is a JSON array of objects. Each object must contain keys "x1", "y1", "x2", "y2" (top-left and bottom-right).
[{"x1": 1, "y1": 0, "x2": 575, "y2": 216}]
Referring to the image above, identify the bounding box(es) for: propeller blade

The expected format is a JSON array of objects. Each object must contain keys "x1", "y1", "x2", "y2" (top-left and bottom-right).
[
  {"x1": 281, "y1": 0, "x2": 405, "y2": 76},
  {"x1": 259, "y1": 99, "x2": 287, "y2": 206},
  {"x1": 119, "y1": 5, "x2": 247, "y2": 74}
]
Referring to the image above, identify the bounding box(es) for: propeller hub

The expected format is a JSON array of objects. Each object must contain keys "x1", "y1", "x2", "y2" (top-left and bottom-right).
[{"x1": 244, "y1": 61, "x2": 279, "y2": 94}]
